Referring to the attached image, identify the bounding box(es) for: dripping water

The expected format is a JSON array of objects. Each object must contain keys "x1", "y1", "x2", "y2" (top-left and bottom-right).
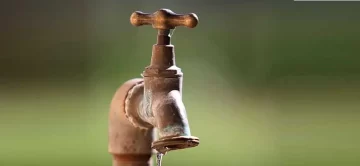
[
  {"x1": 156, "y1": 153, "x2": 164, "y2": 166},
  {"x1": 156, "y1": 148, "x2": 169, "y2": 166}
]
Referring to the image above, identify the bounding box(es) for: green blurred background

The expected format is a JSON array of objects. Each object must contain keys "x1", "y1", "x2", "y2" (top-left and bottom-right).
[{"x1": 1, "y1": 1, "x2": 360, "y2": 166}]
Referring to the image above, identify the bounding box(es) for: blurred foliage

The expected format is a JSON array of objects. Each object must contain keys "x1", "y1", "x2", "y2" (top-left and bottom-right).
[{"x1": 1, "y1": 1, "x2": 360, "y2": 166}]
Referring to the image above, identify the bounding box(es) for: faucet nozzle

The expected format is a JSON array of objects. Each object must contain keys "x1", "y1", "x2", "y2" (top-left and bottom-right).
[{"x1": 152, "y1": 136, "x2": 199, "y2": 154}]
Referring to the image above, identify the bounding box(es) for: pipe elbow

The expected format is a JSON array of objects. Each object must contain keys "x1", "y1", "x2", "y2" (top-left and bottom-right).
[{"x1": 108, "y1": 78, "x2": 153, "y2": 162}]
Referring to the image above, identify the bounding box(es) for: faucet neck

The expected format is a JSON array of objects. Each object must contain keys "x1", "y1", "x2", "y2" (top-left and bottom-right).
[
  {"x1": 152, "y1": 29, "x2": 175, "y2": 68},
  {"x1": 156, "y1": 29, "x2": 171, "y2": 45},
  {"x1": 150, "y1": 29, "x2": 175, "y2": 69},
  {"x1": 143, "y1": 29, "x2": 182, "y2": 77}
]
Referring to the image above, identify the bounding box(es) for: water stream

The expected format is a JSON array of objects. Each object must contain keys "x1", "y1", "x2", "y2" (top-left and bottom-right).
[{"x1": 156, "y1": 153, "x2": 164, "y2": 166}]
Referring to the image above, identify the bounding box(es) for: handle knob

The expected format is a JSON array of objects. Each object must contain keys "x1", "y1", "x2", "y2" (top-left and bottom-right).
[{"x1": 130, "y1": 9, "x2": 198, "y2": 29}]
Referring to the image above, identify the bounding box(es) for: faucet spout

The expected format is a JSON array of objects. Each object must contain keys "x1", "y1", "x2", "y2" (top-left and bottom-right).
[
  {"x1": 155, "y1": 90, "x2": 190, "y2": 138},
  {"x1": 151, "y1": 90, "x2": 199, "y2": 153}
]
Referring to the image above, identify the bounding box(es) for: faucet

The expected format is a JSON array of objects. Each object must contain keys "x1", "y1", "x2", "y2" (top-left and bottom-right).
[{"x1": 109, "y1": 9, "x2": 200, "y2": 166}]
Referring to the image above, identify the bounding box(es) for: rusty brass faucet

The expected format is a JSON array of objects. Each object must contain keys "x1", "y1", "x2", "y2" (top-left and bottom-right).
[{"x1": 109, "y1": 9, "x2": 200, "y2": 166}]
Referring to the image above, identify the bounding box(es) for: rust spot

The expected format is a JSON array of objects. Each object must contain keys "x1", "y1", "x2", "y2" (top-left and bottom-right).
[{"x1": 113, "y1": 154, "x2": 151, "y2": 162}]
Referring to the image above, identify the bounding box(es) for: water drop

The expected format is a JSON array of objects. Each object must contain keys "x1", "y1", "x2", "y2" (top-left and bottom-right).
[{"x1": 156, "y1": 153, "x2": 164, "y2": 166}]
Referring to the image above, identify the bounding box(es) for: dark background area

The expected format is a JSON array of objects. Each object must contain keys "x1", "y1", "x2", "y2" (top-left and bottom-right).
[{"x1": 1, "y1": 1, "x2": 360, "y2": 166}]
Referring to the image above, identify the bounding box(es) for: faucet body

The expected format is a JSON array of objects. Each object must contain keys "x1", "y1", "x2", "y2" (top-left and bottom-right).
[{"x1": 109, "y1": 9, "x2": 199, "y2": 166}]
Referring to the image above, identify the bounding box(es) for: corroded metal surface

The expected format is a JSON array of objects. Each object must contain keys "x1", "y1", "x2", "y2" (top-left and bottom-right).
[
  {"x1": 152, "y1": 136, "x2": 200, "y2": 154},
  {"x1": 112, "y1": 154, "x2": 152, "y2": 166},
  {"x1": 130, "y1": 9, "x2": 198, "y2": 29},
  {"x1": 109, "y1": 79, "x2": 153, "y2": 166},
  {"x1": 125, "y1": 81, "x2": 153, "y2": 129},
  {"x1": 109, "y1": 9, "x2": 200, "y2": 165}
]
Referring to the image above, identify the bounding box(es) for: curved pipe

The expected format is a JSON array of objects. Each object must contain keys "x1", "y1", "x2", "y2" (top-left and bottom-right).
[{"x1": 109, "y1": 79, "x2": 153, "y2": 166}]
